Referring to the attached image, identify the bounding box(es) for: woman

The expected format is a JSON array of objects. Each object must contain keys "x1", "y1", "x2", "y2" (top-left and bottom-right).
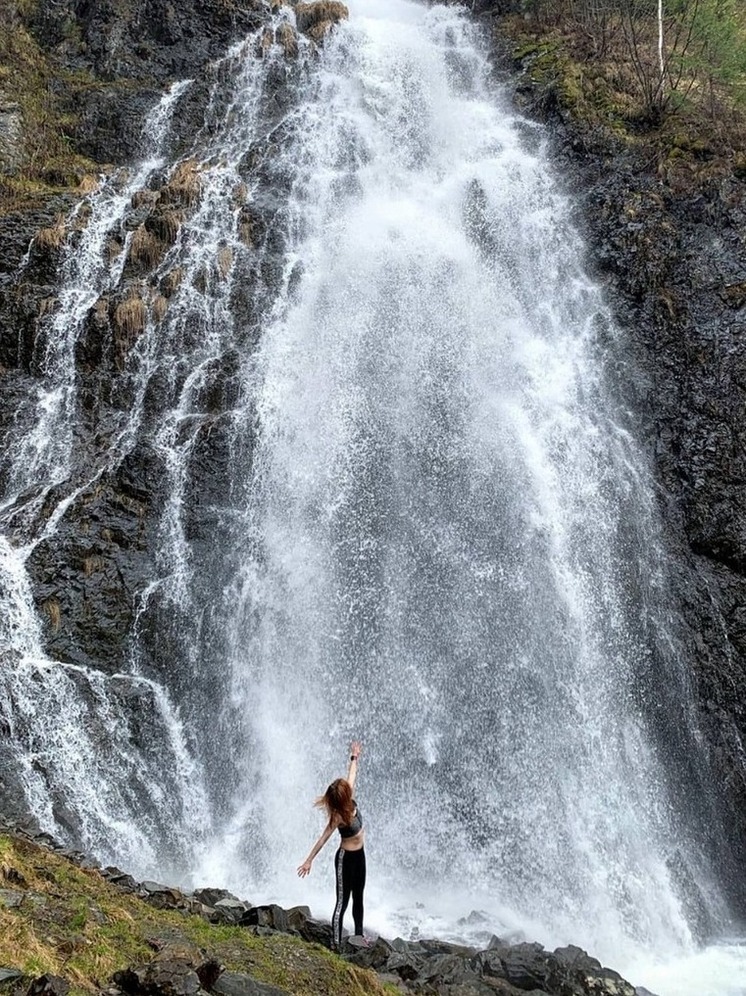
[{"x1": 297, "y1": 740, "x2": 367, "y2": 950}]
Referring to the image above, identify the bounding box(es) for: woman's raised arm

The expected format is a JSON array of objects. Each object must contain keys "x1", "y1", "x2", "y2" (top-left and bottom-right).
[{"x1": 346, "y1": 740, "x2": 362, "y2": 792}]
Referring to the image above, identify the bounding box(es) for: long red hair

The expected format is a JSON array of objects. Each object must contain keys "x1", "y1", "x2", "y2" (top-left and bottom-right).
[{"x1": 316, "y1": 777, "x2": 355, "y2": 827}]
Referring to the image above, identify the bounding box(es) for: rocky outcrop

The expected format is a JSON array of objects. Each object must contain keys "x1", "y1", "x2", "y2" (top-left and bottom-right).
[
  {"x1": 500, "y1": 26, "x2": 746, "y2": 916},
  {"x1": 294, "y1": 1, "x2": 349, "y2": 42},
  {"x1": 0, "y1": 823, "x2": 647, "y2": 996}
]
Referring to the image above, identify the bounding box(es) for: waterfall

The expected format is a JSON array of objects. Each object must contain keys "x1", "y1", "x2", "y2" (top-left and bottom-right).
[{"x1": 1, "y1": 1, "x2": 743, "y2": 992}]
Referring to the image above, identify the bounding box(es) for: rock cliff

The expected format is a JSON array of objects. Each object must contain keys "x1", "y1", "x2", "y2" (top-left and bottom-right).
[
  {"x1": 1, "y1": 0, "x2": 746, "y2": 930},
  {"x1": 489, "y1": 7, "x2": 746, "y2": 917}
]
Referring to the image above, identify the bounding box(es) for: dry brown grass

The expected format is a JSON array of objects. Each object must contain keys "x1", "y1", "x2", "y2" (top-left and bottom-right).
[
  {"x1": 113, "y1": 293, "x2": 147, "y2": 340},
  {"x1": 38, "y1": 296, "x2": 58, "y2": 317},
  {"x1": 150, "y1": 293, "x2": 168, "y2": 323},
  {"x1": 238, "y1": 207, "x2": 254, "y2": 247},
  {"x1": 307, "y1": 19, "x2": 335, "y2": 43},
  {"x1": 82, "y1": 555, "x2": 104, "y2": 577},
  {"x1": 160, "y1": 267, "x2": 184, "y2": 298},
  {"x1": 128, "y1": 224, "x2": 166, "y2": 269},
  {"x1": 106, "y1": 237, "x2": 123, "y2": 261},
  {"x1": 161, "y1": 159, "x2": 202, "y2": 208},
  {"x1": 91, "y1": 295, "x2": 110, "y2": 329},
  {"x1": 150, "y1": 207, "x2": 185, "y2": 246},
  {"x1": 35, "y1": 215, "x2": 66, "y2": 251},
  {"x1": 41, "y1": 597, "x2": 61, "y2": 630},
  {"x1": 131, "y1": 188, "x2": 158, "y2": 209},
  {"x1": 77, "y1": 174, "x2": 99, "y2": 195},
  {"x1": 295, "y1": 1, "x2": 348, "y2": 35},
  {"x1": 217, "y1": 247, "x2": 233, "y2": 280},
  {"x1": 257, "y1": 27, "x2": 274, "y2": 57},
  {"x1": 275, "y1": 22, "x2": 298, "y2": 58}
]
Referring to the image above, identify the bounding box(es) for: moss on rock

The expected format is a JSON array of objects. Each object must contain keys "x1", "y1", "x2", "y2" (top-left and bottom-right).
[{"x1": 0, "y1": 834, "x2": 393, "y2": 996}]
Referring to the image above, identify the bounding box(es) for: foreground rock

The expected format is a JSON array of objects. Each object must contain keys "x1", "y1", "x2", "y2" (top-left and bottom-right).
[{"x1": 0, "y1": 825, "x2": 649, "y2": 996}]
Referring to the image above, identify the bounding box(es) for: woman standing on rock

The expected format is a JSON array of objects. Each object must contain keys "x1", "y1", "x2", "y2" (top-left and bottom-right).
[{"x1": 297, "y1": 740, "x2": 368, "y2": 950}]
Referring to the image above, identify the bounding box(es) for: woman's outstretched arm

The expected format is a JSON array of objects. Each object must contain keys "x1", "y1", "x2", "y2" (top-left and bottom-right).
[
  {"x1": 347, "y1": 740, "x2": 362, "y2": 792},
  {"x1": 297, "y1": 821, "x2": 335, "y2": 877}
]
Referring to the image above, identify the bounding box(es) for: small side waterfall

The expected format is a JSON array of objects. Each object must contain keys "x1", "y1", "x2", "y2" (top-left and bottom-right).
[
  {"x1": 0, "y1": 1, "x2": 740, "y2": 991},
  {"x1": 0, "y1": 81, "x2": 211, "y2": 870}
]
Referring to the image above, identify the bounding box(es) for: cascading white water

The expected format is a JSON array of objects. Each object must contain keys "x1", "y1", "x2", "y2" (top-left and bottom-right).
[
  {"x1": 2, "y1": 2, "x2": 745, "y2": 993},
  {"x1": 0, "y1": 81, "x2": 212, "y2": 872}
]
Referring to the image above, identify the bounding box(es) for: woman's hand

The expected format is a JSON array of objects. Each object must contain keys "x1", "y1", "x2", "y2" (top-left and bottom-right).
[
  {"x1": 350, "y1": 740, "x2": 362, "y2": 760},
  {"x1": 297, "y1": 859, "x2": 313, "y2": 878}
]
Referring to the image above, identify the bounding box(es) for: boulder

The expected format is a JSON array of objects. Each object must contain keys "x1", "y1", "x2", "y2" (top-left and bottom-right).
[
  {"x1": 192, "y1": 887, "x2": 238, "y2": 907},
  {"x1": 345, "y1": 936, "x2": 392, "y2": 971},
  {"x1": 26, "y1": 978, "x2": 69, "y2": 996},
  {"x1": 140, "y1": 883, "x2": 187, "y2": 911},
  {"x1": 210, "y1": 898, "x2": 250, "y2": 924},
  {"x1": 291, "y1": 916, "x2": 333, "y2": 947},
  {"x1": 499, "y1": 942, "x2": 551, "y2": 991},
  {"x1": 238, "y1": 905, "x2": 288, "y2": 932},
  {"x1": 211, "y1": 972, "x2": 290, "y2": 996},
  {"x1": 114, "y1": 961, "x2": 199, "y2": 996}
]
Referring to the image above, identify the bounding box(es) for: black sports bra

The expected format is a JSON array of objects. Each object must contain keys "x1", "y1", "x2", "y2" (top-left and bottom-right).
[{"x1": 338, "y1": 801, "x2": 363, "y2": 838}]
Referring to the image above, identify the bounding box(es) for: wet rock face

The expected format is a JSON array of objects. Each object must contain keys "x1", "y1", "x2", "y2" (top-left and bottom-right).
[
  {"x1": 507, "y1": 60, "x2": 746, "y2": 913},
  {"x1": 33, "y1": 0, "x2": 265, "y2": 83},
  {"x1": 22, "y1": 0, "x2": 266, "y2": 167}
]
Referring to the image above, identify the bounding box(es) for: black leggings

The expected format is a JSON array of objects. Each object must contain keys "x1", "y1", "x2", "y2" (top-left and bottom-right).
[{"x1": 332, "y1": 846, "x2": 366, "y2": 948}]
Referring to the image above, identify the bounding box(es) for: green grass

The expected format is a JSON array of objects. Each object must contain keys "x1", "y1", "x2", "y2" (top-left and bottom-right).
[{"x1": 0, "y1": 835, "x2": 392, "y2": 996}]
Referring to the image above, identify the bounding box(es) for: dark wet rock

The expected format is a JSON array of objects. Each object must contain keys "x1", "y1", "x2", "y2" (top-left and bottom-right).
[
  {"x1": 1, "y1": 866, "x2": 27, "y2": 888},
  {"x1": 210, "y1": 898, "x2": 251, "y2": 924},
  {"x1": 103, "y1": 867, "x2": 140, "y2": 893},
  {"x1": 211, "y1": 972, "x2": 290, "y2": 996},
  {"x1": 238, "y1": 904, "x2": 288, "y2": 932},
  {"x1": 26, "y1": 977, "x2": 69, "y2": 996},
  {"x1": 195, "y1": 960, "x2": 222, "y2": 992},
  {"x1": 0, "y1": 970, "x2": 23, "y2": 992},
  {"x1": 193, "y1": 887, "x2": 238, "y2": 907},
  {"x1": 385, "y1": 949, "x2": 423, "y2": 981},
  {"x1": 140, "y1": 883, "x2": 188, "y2": 911},
  {"x1": 114, "y1": 960, "x2": 199, "y2": 996},
  {"x1": 497, "y1": 942, "x2": 551, "y2": 991},
  {"x1": 420, "y1": 953, "x2": 481, "y2": 986},
  {"x1": 291, "y1": 916, "x2": 333, "y2": 948},
  {"x1": 345, "y1": 936, "x2": 392, "y2": 971}
]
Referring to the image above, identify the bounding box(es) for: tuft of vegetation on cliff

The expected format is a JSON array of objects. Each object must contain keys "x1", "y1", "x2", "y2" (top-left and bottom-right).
[
  {"x1": 0, "y1": 834, "x2": 392, "y2": 996},
  {"x1": 0, "y1": 1, "x2": 102, "y2": 214}
]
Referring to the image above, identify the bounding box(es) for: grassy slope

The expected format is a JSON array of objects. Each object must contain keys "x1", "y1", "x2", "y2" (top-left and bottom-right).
[{"x1": 0, "y1": 835, "x2": 393, "y2": 996}]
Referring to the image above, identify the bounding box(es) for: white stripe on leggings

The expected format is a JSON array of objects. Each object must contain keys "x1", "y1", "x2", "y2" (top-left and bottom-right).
[{"x1": 331, "y1": 848, "x2": 345, "y2": 948}]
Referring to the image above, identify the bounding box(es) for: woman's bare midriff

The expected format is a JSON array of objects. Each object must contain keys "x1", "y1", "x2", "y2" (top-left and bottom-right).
[{"x1": 340, "y1": 828, "x2": 365, "y2": 852}]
